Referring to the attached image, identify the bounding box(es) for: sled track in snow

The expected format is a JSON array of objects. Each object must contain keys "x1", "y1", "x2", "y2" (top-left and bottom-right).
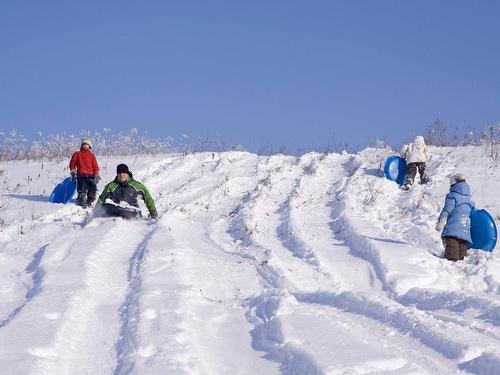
[
  {"x1": 244, "y1": 292, "x2": 323, "y2": 375},
  {"x1": 31, "y1": 220, "x2": 152, "y2": 374},
  {"x1": 113, "y1": 154, "x2": 246, "y2": 373},
  {"x1": 196, "y1": 155, "x2": 322, "y2": 372},
  {"x1": 220, "y1": 156, "x2": 330, "y2": 372},
  {"x1": 2, "y1": 151, "x2": 500, "y2": 374},
  {"x1": 327, "y1": 155, "x2": 391, "y2": 291},
  {"x1": 28, "y1": 155, "x2": 215, "y2": 374},
  {"x1": 275, "y1": 159, "x2": 321, "y2": 267},
  {"x1": 207, "y1": 154, "x2": 456, "y2": 373},
  {"x1": 399, "y1": 288, "x2": 500, "y2": 328},
  {"x1": 221, "y1": 152, "x2": 499, "y2": 373},
  {"x1": 265, "y1": 154, "x2": 459, "y2": 372},
  {"x1": 0, "y1": 244, "x2": 48, "y2": 329},
  {"x1": 323, "y1": 150, "x2": 500, "y2": 372},
  {"x1": 114, "y1": 224, "x2": 159, "y2": 375},
  {"x1": 112, "y1": 154, "x2": 229, "y2": 373}
]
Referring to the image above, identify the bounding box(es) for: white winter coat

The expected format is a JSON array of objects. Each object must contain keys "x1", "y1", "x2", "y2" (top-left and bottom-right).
[{"x1": 401, "y1": 136, "x2": 429, "y2": 163}]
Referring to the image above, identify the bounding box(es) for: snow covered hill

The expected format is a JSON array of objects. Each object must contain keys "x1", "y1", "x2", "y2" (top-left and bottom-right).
[{"x1": 1, "y1": 145, "x2": 499, "y2": 375}]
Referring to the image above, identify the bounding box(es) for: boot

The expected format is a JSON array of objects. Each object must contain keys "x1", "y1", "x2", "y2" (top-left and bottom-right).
[
  {"x1": 86, "y1": 192, "x2": 96, "y2": 207},
  {"x1": 420, "y1": 174, "x2": 430, "y2": 184},
  {"x1": 77, "y1": 193, "x2": 87, "y2": 208}
]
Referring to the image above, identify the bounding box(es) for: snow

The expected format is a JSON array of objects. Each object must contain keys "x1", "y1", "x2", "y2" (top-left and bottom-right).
[{"x1": 0, "y1": 146, "x2": 499, "y2": 374}]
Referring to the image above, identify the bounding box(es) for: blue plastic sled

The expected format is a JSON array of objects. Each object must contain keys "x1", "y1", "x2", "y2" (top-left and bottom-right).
[
  {"x1": 468, "y1": 208, "x2": 497, "y2": 252},
  {"x1": 384, "y1": 156, "x2": 407, "y2": 186},
  {"x1": 49, "y1": 177, "x2": 77, "y2": 204}
]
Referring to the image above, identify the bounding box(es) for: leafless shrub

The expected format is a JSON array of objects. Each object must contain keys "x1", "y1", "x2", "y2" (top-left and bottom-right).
[
  {"x1": 424, "y1": 119, "x2": 448, "y2": 146},
  {"x1": 231, "y1": 144, "x2": 246, "y2": 152},
  {"x1": 363, "y1": 180, "x2": 383, "y2": 205},
  {"x1": 461, "y1": 129, "x2": 478, "y2": 146},
  {"x1": 318, "y1": 142, "x2": 351, "y2": 155},
  {"x1": 0, "y1": 128, "x2": 233, "y2": 161},
  {"x1": 256, "y1": 143, "x2": 290, "y2": 156},
  {"x1": 480, "y1": 124, "x2": 500, "y2": 162},
  {"x1": 373, "y1": 138, "x2": 390, "y2": 149},
  {"x1": 422, "y1": 119, "x2": 479, "y2": 147}
]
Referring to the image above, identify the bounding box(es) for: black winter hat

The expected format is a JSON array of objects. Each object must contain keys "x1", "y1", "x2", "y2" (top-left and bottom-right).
[{"x1": 116, "y1": 163, "x2": 132, "y2": 176}]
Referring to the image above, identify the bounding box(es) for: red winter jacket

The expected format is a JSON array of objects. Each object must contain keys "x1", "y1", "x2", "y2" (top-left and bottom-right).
[{"x1": 69, "y1": 148, "x2": 99, "y2": 177}]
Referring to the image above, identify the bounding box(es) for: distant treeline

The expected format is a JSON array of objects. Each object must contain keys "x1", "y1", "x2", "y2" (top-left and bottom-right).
[
  {"x1": 0, "y1": 122, "x2": 499, "y2": 161},
  {"x1": 0, "y1": 128, "x2": 244, "y2": 161}
]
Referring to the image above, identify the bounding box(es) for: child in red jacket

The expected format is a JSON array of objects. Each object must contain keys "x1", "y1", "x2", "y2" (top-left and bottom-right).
[{"x1": 69, "y1": 139, "x2": 100, "y2": 208}]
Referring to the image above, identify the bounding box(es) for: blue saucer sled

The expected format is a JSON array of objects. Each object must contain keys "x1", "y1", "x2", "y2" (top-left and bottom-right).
[
  {"x1": 469, "y1": 209, "x2": 497, "y2": 252},
  {"x1": 49, "y1": 177, "x2": 77, "y2": 204},
  {"x1": 384, "y1": 156, "x2": 407, "y2": 186}
]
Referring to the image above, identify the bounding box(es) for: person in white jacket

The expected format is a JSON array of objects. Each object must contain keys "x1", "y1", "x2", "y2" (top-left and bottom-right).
[{"x1": 400, "y1": 135, "x2": 430, "y2": 190}]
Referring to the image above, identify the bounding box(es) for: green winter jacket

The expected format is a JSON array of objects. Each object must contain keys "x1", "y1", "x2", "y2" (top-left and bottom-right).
[{"x1": 96, "y1": 177, "x2": 157, "y2": 216}]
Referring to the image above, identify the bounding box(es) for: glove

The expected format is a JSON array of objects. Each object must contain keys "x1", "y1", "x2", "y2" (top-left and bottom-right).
[
  {"x1": 70, "y1": 170, "x2": 77, "y2": 183},
  {"x1": 149, "y1": 210, "x2": 158, "y2": 220},
  {"x1": 93, "y1": 175, "x2": 101, "y2": 184},
  {"x1": 435, "y1": 219, "x2": 445, "y2": 232}
]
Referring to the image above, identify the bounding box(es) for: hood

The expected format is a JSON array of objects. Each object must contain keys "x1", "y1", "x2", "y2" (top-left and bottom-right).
[
  {"x1": 414, "y1": 136, "x2": 425, "y2": 146},
  {"x1": 450, "y1": 181, "x2": 470, "y2": 196}
]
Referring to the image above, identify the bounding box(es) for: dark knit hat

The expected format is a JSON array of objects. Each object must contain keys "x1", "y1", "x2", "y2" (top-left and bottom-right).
[{"x1": 116, "y1": 163, "x2": 131, "y2": 176}]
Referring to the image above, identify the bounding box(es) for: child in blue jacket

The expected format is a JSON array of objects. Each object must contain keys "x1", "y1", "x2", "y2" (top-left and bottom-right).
[{"x1": 435, "y1": 173, "x2": 475, "y2": 261}]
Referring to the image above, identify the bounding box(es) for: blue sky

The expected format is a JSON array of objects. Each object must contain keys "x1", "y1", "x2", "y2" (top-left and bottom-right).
[{"x1": 1, "y1": 1, "x2": 499, "y2": 152}]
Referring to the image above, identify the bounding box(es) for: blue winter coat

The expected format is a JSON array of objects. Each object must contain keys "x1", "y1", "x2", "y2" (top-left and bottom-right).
[{"x1": 438, "y1": 181, "x2": 475, "y2": 242}]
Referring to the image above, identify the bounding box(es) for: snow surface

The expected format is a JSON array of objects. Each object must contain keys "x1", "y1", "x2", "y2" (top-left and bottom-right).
[{"x1": 0, "y1": 146, "x2": 499, "y2": 375}]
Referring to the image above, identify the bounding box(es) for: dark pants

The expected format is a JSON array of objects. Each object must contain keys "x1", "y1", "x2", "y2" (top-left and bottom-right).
[
  {"x1": 101, "y1": 203, "x2": 142, "y2": 219},
  {"x1": 443, "y1": 236, "x2": 468, "y2": 261},
  {"x1": 405, "y1": 162, "x2": 428, "y2": 185},
  {"x1": 76, "y1": 176, "x2": 97, "y2": 207}
]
